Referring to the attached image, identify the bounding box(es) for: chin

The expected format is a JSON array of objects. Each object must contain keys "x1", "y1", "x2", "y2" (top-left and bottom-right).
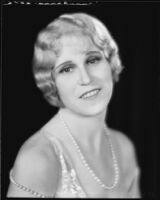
[{"x1": 67, "y1": 100, "x2": 109, "y2": 117}]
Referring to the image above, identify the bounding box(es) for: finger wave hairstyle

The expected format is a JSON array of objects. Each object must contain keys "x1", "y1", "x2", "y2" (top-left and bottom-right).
[{"x1": 33, "y1": 12, "x2": 124, "y2": 107}]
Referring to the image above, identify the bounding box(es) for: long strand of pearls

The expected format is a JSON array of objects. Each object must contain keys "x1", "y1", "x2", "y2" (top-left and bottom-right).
[{"x1": 59, "y1": 111, "x2": 119, "y2": 190}]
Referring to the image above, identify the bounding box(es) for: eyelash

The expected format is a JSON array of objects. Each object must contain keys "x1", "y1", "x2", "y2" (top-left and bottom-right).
[
  {"x1": 59, "y1": 56, "x2": 102, "y2": 74},
  {"x1": 86, "y1": 56, "x2": 102, "y2": 65},
  {"x1": 59, "y1": 65, "x2": 74, "y2": 74}
]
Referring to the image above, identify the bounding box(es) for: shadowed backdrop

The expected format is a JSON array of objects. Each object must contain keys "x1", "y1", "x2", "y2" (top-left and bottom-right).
[{"x1": 2, "y1": 2, "x2": 159, "y2": 198}]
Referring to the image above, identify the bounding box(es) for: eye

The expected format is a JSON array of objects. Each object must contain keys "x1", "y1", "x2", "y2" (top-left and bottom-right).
[
  {"x1": 59, "y1": 65, "x2": 74, "y2": 74},
  {"x1": 86, "y1": 56, "x2": 102, "y2": 65}
]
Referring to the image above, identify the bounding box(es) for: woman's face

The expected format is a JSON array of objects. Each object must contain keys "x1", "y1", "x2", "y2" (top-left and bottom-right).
[{"x1": 54, "y1": 34, "x2": 113, "y2": 117}]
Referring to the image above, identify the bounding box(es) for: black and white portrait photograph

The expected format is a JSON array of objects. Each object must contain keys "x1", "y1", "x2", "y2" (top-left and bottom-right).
[{"x1": 1, "y1": 0, "x2": 159, "y2": 198}]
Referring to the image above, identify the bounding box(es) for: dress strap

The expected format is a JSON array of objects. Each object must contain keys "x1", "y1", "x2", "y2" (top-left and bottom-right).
[
  {"x1": 41, "y1": 128, "x2": 74, "y2": 172},
  {"x1": 41, "y1": 128, "x2": 63, "y2": 156}
]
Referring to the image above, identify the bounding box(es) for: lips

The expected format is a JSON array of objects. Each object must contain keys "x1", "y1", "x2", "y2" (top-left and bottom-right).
[{"x1": 79, "y1": 88, "x2": 101, "y2": 99}]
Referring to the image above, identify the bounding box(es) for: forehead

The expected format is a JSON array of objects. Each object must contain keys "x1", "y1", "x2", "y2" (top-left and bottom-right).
[{"x1": 57, "y1": 34, "x2": 100, "y2": 57}]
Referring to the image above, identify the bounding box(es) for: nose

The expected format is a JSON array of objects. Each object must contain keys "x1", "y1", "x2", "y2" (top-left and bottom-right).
[{"x1": 79, "y1": 67, "x2": 91, "y2": 85}]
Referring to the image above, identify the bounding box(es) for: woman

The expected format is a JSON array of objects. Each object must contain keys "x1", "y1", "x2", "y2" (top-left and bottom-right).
[{"x1": 7, "y1": 13, "x2": 141, "y2": 198}]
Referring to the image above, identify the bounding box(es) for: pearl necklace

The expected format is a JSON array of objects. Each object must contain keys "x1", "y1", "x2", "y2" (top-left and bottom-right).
[{"x1": 59, "y1": 111, "x2": 119, "y2": 190}]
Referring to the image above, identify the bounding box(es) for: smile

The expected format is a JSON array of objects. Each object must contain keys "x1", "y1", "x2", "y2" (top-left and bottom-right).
[{"x1": 80, "y1": 89, "x2": 101, "y2": 99}]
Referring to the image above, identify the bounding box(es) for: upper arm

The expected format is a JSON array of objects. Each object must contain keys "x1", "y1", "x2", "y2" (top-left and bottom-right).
[
  {"x1": 128, "y1": 166, "x2": 141, "y2": 198},
  {"x1": 7, "y1": 144, "x2": 61, "y2": 197}
]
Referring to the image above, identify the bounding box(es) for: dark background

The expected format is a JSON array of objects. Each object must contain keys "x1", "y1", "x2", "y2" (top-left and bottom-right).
[{"x1": 2, "y1": 2, "x2": 159, "y2": 199}]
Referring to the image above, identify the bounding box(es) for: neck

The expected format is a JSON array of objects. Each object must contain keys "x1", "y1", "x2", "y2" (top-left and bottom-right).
[{"x1": 58, "y1": 108, "x2": 108, "y2": 151}]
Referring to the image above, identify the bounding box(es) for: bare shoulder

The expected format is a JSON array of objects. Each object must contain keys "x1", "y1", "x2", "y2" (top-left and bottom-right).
[
  {"x1": 7, "y1": 131, "x2": 60, "y2": 197},
  {"x1": 109, "y1": 128, "x2": 139, "y2": 172},
  {"x1": 109, "y1": 128, "x2": 135, "y2": 155}
]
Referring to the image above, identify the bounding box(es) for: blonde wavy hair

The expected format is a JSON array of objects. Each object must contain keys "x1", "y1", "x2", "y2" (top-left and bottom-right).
[{"x1": 32, "y1": 13, "x2": 124, "y2": 107}]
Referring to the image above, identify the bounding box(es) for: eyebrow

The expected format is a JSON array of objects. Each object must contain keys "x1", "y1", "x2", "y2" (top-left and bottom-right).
[
  {"x1": 85, "y1": 50, "x2": 101, "y2": 56},
  {"x1": 55, "y1": 50, "x2": 102, "y2": 71}
]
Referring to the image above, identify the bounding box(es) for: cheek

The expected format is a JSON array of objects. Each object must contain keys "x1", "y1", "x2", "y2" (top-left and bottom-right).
[
  {"x1": 55, "y1": 77, "x2": 74, "y2": 99},
  {"x1": 94, "y1": 63, "x2": 113, "y2": 83}
]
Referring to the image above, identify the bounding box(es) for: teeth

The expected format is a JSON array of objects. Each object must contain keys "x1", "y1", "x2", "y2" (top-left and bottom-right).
[{"x1": 81, "y1": 89, "x2": 100, "y2": 99}]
